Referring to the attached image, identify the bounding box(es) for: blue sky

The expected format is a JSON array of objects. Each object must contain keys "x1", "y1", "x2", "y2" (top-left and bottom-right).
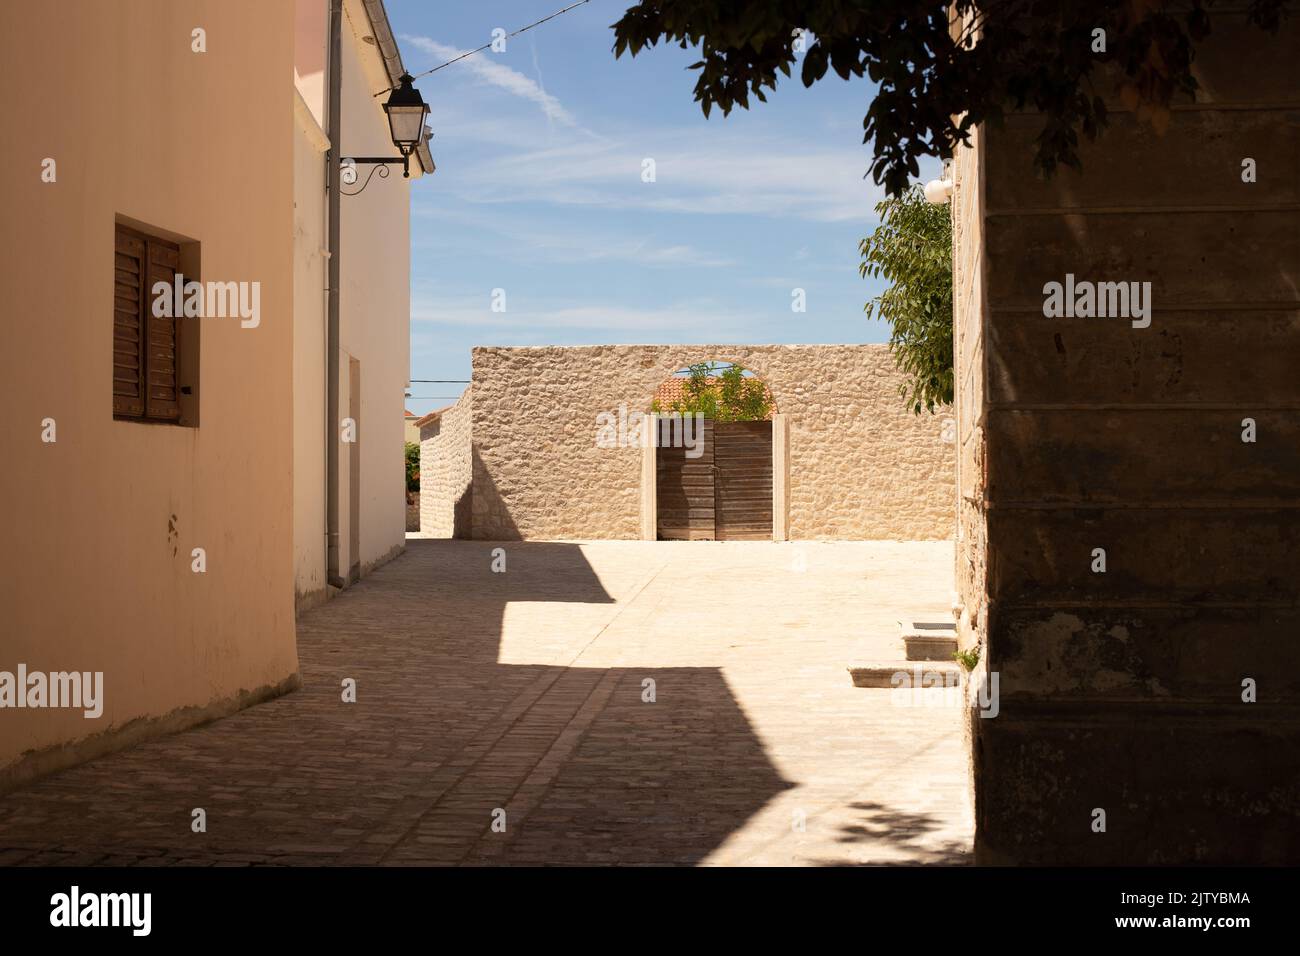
[{"x1": 385, "y1": 0, "x2": 938, "y2": 414}]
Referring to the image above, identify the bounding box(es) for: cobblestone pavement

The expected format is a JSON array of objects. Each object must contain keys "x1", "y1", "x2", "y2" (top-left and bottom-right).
[{"x1": 0, "y1": 540, "x2": 972, "y2": 866}]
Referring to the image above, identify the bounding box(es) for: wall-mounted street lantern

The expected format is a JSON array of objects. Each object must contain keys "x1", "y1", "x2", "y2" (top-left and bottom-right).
[
  {"x1": 342, "y1": 72, "x2": 430, "y2": 187},
  {"x1": 382, "y1": 73, "x2": 431, "y2": 170}
]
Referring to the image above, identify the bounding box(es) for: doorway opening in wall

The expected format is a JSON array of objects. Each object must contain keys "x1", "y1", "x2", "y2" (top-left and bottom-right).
[{"x1": 650, "y1": 362, "x2": 779, "y2": 541}]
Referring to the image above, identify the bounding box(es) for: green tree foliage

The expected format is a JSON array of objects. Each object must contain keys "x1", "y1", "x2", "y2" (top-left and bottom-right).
[
  {"x1": 860, "y1": 185, "x2": 953, "y2": 415},
  {"x1": 612, "y1": 0, "x2": 1289, "y2": 195},
  {"x1": 651, "y1": 362, "x2": 773, "y2": 421},
  {"x1": 405, "y1": 441, "x2": 420, "y2": 494}
]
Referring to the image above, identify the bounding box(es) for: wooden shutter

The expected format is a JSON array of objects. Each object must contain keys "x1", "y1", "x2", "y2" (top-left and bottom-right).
[
  {"x1": 144, "y1": 240, "x2": 181, "y2": 421},
  {"x1": 114, "y1": 224, "x2": 181, "y2": 422},
  {"x1": 113, "y1": 229, "x2": 145, "y2": 417}
]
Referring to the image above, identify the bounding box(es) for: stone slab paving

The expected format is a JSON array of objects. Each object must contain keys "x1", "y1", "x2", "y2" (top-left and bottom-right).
[{"x1": 0, "y1": 539, "x2": 971, "y2": 866}]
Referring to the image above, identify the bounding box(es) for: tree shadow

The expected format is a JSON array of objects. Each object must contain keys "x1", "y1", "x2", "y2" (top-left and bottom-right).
[{"x1": 808, "y1": 800, "x2": 972, "y2": 866}]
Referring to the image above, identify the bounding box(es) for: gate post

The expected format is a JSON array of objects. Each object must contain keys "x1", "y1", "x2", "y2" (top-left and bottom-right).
[
  {"x1": 772, "y1": 413, "x2": 789, "y2": 541},
  {"x1": 640, "y1": 413, "x2": 657, "y2": 540}
]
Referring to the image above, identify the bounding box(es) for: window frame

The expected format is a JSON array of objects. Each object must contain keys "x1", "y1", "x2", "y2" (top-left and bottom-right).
[{"x1": 112, "y1": 221, "x2": 199, "y2": 427}]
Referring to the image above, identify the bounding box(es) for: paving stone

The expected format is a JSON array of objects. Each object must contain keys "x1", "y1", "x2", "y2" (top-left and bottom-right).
[{"x1": 0, "y1": 540, "x2": 970, "y2": 865}]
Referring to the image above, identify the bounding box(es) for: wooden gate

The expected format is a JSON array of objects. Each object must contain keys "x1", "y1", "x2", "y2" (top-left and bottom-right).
[
  {"x1": 714, "y1": 421, "x2": 774, "y2": 540},
  {"x1": 656, "y1": 418, "x2": 772, "y2": 540},
  {"x1": 656, "y1": 418, "x2": 714, "y2": 539}
]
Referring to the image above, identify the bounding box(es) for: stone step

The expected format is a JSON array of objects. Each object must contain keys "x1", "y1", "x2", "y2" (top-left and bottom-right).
[
  {"x1": 900, "y1": 619, "x2": 958, "y2": 661},
  {"x1": 847, "y1": 661, "x2": 962, "y2": 688},
  {"x1": 904, "y1": 634, "x2": 959, "y2": 661}
]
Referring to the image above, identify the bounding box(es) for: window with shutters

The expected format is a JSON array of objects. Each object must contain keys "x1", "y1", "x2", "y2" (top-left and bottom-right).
[{"x1": 113, "y1": 223, "x2": 197, "y2": 425}]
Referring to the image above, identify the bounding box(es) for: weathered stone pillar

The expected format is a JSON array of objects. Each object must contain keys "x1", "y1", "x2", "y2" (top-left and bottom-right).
[
  {"x1": 640, "y1": 413, "x2": 657, "y2": 540},
  {"x1": 771, "y1": 413, "x2": 790, "y2": 541},
  {"x1": 955, "y1": 12, "x2": 1300, "y2": 864}
]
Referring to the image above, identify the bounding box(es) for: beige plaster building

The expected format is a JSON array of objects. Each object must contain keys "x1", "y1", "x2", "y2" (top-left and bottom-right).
[
  {"x1": 293, "y1": 0, "x2": 432, "y2": 609},
  {"x1": 1, "y1": 1, "x2": 299, "y2": 787},
  {"x1": 0, "y1": 0, "x2": 429, "y2": 789}
]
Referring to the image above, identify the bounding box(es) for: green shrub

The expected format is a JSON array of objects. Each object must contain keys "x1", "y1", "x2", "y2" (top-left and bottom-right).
[
  {"x1": 405, "y1": 441, "x2": 419, "y2": 494},
  {"x1": 860, "y1": 185, "x2": 953, "y2": 415},
  {"x1": 953, "y1": 646, "x2": 980, "y2": 672}
]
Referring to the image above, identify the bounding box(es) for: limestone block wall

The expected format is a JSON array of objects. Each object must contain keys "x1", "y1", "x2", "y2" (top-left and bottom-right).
[
  {"x1": 959, "y1": 12, "x2": 1300, "y2": 865},
  {"x1": 952, "y1": 123, "x2": 989, "y2": 657},
  {"x1": 418, "y1": 389, "x2": 473, "y2": 538},
  {"x1": 468, "y1": 345, "x2": 955, "y2": 541},
  {"x1": 950, "y1": 89, "x2": 991, "y2": 843}
]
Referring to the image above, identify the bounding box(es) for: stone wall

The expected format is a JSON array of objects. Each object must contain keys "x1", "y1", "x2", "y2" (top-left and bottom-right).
[
  {"x1": 950, "y1": 99, "x2": 990, "y2": 840},
  {"x1": 952, "y1": 123, "x2": 988, "y2": 661},
  {"x1": 418, "y1": 389, "x2": 473, "y2": 538},
  {"x1": 956, "y1": 12, "x2": 1300, "y2": 864},
  {"x1": 468, "y1": 345, "x2": 955, "y2": 541}
]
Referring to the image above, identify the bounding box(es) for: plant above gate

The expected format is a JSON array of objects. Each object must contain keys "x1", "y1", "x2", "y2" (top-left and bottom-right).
[{"x1": 652, "y1": 362, "x2": 773, "y2": 422}]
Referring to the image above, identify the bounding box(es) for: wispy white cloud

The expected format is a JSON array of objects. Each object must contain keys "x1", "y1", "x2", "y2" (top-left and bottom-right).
[
  {"x1": 411, "y1": 205, "x2": 735, "y2": 268},
  {"x1": 403, "y1": 35, "x2": 581, "y2": 129},
  {"x1": 401, "y1": 35, "x2": 935, "y2": 224},
  {"x1": 411, "y1": 295, "x2": 753, "y2": 338},
  {"x1": 444, "y1": 131, "x2": 889, "y2": 223},
  {"x1": 633, "y1": 244, "x2": 734, "y2": 268}
]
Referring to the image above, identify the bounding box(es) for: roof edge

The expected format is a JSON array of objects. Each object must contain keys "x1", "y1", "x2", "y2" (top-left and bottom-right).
[{"x1": 360, "y1": 0, "x2": 435, "y2": 176}]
